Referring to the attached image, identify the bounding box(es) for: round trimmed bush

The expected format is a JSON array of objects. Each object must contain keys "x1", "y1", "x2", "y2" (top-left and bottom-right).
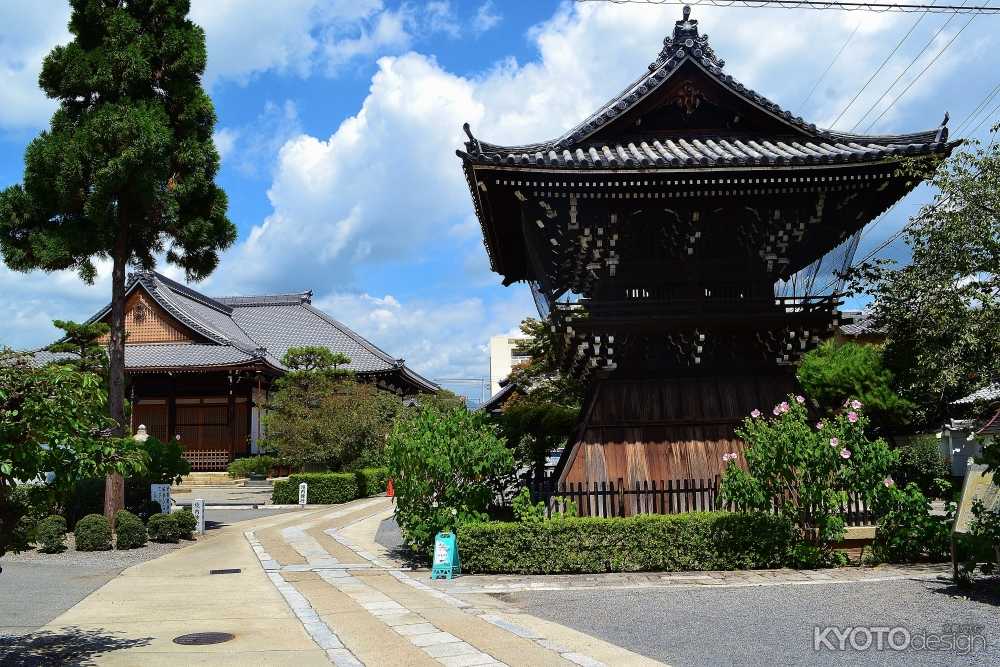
[
  {"x1": 36, "y1": 515, "x2": 68, "y2": 554},
  {"x1": 114, "y1": 510, "x2": 147, "y2": 549},
  {"x1": 147, "y1": 513, "x2": 180, "y2": 543},
  {"x1": 74, "y1": 513, "x2": 112, "y2": 551},
  {"x1": 172, "y1": 509, "x2": 198, "y2": 539}
]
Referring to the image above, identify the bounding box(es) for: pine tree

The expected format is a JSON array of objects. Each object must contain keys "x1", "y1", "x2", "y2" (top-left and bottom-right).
[
  {"x1": 47, "y1": 319, "x2": 111, "y2": 377},
  {"x1": 0, "y1": 0, "x2": 235, "y2": 519}
]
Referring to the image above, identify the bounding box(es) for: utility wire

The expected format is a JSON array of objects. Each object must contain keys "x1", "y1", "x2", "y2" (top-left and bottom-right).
[
  {"x1": 849, "y1": 3, "x2": 966, "y2": 132},
  {"x1": 573, "y1": 0, "x2": 1000, "y2": 13},
  {"x1": 862, "y1": 11, "x2": 978, "y2": 131},
  {"x1": 953, "y1": 82, "x2": 1000, "y2": 135},
  {"x1": 800, "y1": 22, "x2": 862, "y2": 108},
  {"x1": 829, "y1": 3, "x2": 935, "y2": 128}
]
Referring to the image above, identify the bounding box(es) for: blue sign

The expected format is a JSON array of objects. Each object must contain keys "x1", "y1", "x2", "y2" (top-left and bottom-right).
[{"x1": 430, "y1": 531, "x2": 461, "y2": 580}]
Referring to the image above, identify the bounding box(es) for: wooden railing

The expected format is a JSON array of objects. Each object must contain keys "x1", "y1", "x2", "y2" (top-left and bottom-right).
[
  {"x1": 530, "y1": 477, "x2": 877, "y2": 526},
  {"x1": 182, "y1": 449, "x2": 231, "y2": 472}
]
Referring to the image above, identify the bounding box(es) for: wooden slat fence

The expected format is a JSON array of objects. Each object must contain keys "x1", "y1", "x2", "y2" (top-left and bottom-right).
[{"x1": 530, "y1": 477, "x2": 877, "y2": 525}]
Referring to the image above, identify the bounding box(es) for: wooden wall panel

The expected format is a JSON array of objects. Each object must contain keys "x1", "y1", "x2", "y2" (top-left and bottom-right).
[
  {"x1": 561, "y1": 373, "x2": 795, "y2": 487},
  {"x1": 99, "y1": 290, "x2": 193, "y2": 344}
]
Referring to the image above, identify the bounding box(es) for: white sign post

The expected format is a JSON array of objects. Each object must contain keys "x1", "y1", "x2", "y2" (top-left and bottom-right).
[
  {"x1": 150, "y1": 484, "x2": 171, "y2": 514},
  {"x1": 298, "y1": 482, "x2": 308, "y2": 508},
  {"x1": 192, "y1": 498, "x2": 206, "y2": 535}
]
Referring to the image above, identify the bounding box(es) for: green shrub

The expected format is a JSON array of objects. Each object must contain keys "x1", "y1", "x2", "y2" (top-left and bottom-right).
[
  {"x1": 458, "y1": 512, "x2": 798, "y2": 574},
  {"x1": 512, "y1": 488, "x2": 546, "y2": 523},
  {"x1": 227, "y1": 455, "x2": 277, "y2": 479},
  {"x1": 8, "y1": 484, "x2": 57, "y2": 552},
  {"x1": 891, "y1": 437, "x2": 952, "y2": 498},
  {"x1": 354, "y1": 467, "x2": 389, "y2": 497},
  {"x1": 387, "y1": 408, "x2": 514, "y2": 556},
  {"x1": 36, "y1": 515, "x2": 68, "y2": 554},
  {"x1": 272, "y1": 472, "x2": 357, "y2": 504},
  {"x1": 147, "y1": 513, "x2": 180, "y2": 543},
  {"x1": 870, "y1": 482, "x2": 952, "y2": 564},
  {"x1": 124, "y1": 436, "x2": 191, "y2": 510},
  {"x1": 114, "y1": 510, "x2": 146, "y2": 549},
  {"x1": 74, "y1": 513, "x2": 112, "y2": 551},
  {"x1": 173, "y1": 510, "x2": 198, "y2": 539}
]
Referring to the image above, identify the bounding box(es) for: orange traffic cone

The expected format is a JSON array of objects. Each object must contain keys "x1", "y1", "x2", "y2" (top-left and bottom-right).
[{"x1": 386, "y1": 478, "x2": 395, "y2": 498}]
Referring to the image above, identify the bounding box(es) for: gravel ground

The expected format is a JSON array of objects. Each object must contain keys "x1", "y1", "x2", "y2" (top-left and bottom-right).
[
  {"x1": 509, "y1": 578, "x2": 1000, "y2": 666},
  {"x1": 1, "y1": 534, "x2": 187, "y2": 568}
]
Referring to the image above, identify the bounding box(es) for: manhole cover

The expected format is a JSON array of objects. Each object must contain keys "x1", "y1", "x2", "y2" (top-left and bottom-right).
[
  {"x1": 209, "y1": 568, "x2": 242, "y2": 575},
  {"x1": 172, "y1": 632, "x2": 235, "y2": 645}
]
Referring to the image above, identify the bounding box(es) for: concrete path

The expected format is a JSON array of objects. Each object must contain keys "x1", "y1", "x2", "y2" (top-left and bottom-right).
[{"x1": 6, "y1": 497, "x2": 658, "y2": 666}]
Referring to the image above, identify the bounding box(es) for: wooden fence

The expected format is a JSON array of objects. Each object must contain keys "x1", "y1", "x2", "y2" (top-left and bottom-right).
[{"x1": 530, "y1": 477, "x2": 877, "y2": 526}]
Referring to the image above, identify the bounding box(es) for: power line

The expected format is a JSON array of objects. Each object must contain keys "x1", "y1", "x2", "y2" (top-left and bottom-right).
[
  {"x1": 953, "y1": 82, "x2": 1000, "y2": 135},
  {"x1": 849, "y1": 5, "x2": 966, "y2": 132},
  {"x1": 862, "y1": 11, "x2": 978, "y2": 131},
  {"x1": 800, "y1": 22, "x2": 861, "y2": 108},
  {"x1": 829, "y1": 3, "x2": 935, "y2": 128},
  {"x1": 573, "y1": 0, "x2": 1000, "y2": 13}
]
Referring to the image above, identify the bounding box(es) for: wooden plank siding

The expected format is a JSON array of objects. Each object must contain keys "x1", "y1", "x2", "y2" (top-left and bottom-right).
[
  {"x1": 132, "y1": 396, "x2": 248, "y2": 471},
  {"x1": 560, "y1": 373, "x2": 796, "y2": 487},
  {"x1": 98, "y1": 290, "x2": 194, "y2": 344}
]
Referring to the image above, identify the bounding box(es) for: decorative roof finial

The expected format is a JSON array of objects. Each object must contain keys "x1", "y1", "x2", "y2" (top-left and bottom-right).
[
  {"x1": 648, "y1": 5, "x2": 724, "y2": 72},
  {"x1": 934, "y1": 111, "x2": 950, "y2": 143},
  {"x1": 675, "y1": 5, "x2": 698, "y2": 41}
]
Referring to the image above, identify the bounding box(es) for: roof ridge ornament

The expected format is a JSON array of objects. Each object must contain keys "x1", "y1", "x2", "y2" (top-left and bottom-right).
[
  {"x1": 648, "y1": 5, "x2": 725, "y2": 73},
  {"x1": 934, "y1": 111, "x2": 950, "y2": 143}
]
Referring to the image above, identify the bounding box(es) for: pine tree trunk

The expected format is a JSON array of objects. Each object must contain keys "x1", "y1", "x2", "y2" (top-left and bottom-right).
[{"x1": 103, "y1": 239, "x2": 129, "y2": 521}]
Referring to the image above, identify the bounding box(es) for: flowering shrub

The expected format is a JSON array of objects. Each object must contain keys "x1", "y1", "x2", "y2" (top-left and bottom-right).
[
  {"x1": 386, "y1": 407, "x2": 514, "y2": 558},
  {"x1": 721, "y1": 395, "x2": 896, "y2": 564}
]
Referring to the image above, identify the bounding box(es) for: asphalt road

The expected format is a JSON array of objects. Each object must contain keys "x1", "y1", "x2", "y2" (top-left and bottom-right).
[
  {"x1": 0, "y1": 562, "x2": 119, "y2": 636},
  {"x1": 509, "y1": 578, "x2": 1000, "y2": 666}
]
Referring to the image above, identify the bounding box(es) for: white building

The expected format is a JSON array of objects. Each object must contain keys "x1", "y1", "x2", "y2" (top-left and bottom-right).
[{"x1": 489, "y1": 335, "x2": 530, "y2": 396}]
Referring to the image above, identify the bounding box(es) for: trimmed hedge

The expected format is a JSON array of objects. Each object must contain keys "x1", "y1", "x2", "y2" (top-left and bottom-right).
[
  {"x1": 114, "y1": 510, "x2": 147, "y2": 550},
  {"x1": 74, "y1": 514, "x2": 112, "y2": 552},
  {"x1": 173, "y1": 510, "x2": 198, "y2": 539},
  {"x1": 457, "y1": 512, "x2": 798, "y2": 574},
  {"x1": 147, "y1": 514, "x2": 181, "y2": 543},
  {"x1": 272, "y1": 468, "x2": 389, "y2": 505},
  {"x1": 36, "y1": 515, "x2": 68, "y2": 554}
]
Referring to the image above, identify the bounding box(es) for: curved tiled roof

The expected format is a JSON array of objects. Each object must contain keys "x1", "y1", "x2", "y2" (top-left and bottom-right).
[
  {"x1": 458, "y1": 8, "x2": 952, "y2": 171},
  {"x1": 954, "y1": 383, "x2": 1000, "y2": 406},
  {"x1": 74, "y1": 271, "x2": 437, "y2": 393}
]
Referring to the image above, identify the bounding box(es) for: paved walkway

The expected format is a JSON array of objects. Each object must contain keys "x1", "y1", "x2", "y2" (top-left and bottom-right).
[{"x1": 10, "y1": 498, "x2": 656, "y2": 666}]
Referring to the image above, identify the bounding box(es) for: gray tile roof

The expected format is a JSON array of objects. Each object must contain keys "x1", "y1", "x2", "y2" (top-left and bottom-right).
[
  {"x1": 838, "y1": 310, "x2": 884, "y2": 337},
  {"x1": 72, "y1": 271, "x2": 436, "y2": 392},
  {"x1": 954, "y1": 383, "x2": 1000, "y2": 405},
  {"x1": 457, "y1": 8, "x2": 952, "y2": 171}
]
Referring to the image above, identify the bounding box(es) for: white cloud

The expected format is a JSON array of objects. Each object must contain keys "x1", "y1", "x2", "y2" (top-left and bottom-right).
[
  {"x1": 473, "y1": 2, "x2": 502, "y2": 34},
  {"x1": 213, "y1": 101, "x2": 302, "y2": 177},
  {"x1": 0, "y1": 3, "x2": 70, "y2": 131},
  {"x1": 313, "y1": 288, "x2": 534, "y2": 380},
  {"x1": 213, "y1": 127, "x2": 239, "y2": 161},
  {"x1": 424, "y1": 2, "x2": 461, "y2": 39}
]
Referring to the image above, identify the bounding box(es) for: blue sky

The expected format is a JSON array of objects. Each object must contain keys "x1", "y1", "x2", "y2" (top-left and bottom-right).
[{"x1": 1, "y1": 1, "x2": 998, "y2": 399}]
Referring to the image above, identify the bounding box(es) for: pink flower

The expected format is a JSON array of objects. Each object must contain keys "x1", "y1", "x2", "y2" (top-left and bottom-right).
[
  {"x1": 779, "y1": 401, "x2": 790, "y2": 414},
  {"x1": 816, "y1": 421, "x2": 825, "y2": 430},
  {"x1": 829, "y1": 437, "x2": 839, "y2": 447},
  {"x1": 773, "y1": 406, "x2": 781, "y2": 416},
  {"x1": 847, "y1": 411, "x2": 858, "y2": 423},
  {"x1": 750, "y1": 409, "x2": 762, "y2": 419},
  {"x1": 883, "y1": 476, "x2": 895, "y2": 488},
  {"x1": 840, "y1": 448, "x2": 852, "y2": 459},
  {"x1": 721, "y1": 452, "x2": 738, "y2": 462},
  {"x1": 850, "y1": 399, "x2": 862, "y2": 410},
  {"x1": 796, "y1": 395, "x2": 806, "y2": 404}
]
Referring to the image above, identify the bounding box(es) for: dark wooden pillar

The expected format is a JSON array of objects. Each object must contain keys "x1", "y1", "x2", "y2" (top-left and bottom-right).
[
  {"x1": 227, "y1": 371, "x2": 236, "y2": 461},
  {"x1": 167, "y1": 374, "x2": 177, "y2": 443}
]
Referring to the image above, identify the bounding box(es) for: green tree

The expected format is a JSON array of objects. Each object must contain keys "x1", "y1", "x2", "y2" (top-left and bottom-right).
[
  {"x1": 0, "y1": 351, "x2": 147, "y2": 562},
  {"x1": 497, "y1": 399, "x2": 578, "y2": 479},
  {"x1": 0, "y1": 0, "x2": 235, "y2": 519},
  {"x1": 46, "y1": 319, "x2": 110, "y2": 377},
  {"x1": 386, "y1": 407, "x2": 514, "y2": 556},
  {"x1": 262, "y1": 348, "x2": 402, "y2": 470},
  {"x1": 416, "y1": 388, "x2": 467, "y2": 413},
  {"x1": 849, "y1": 133, "x2": 1000, "y2": 428},
  {"x1": 505, "y1": 318, "x2": 585, "y2": 407},
  {"x1": 797, "y1": 340, "x2": 913, "y2": 429}
]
